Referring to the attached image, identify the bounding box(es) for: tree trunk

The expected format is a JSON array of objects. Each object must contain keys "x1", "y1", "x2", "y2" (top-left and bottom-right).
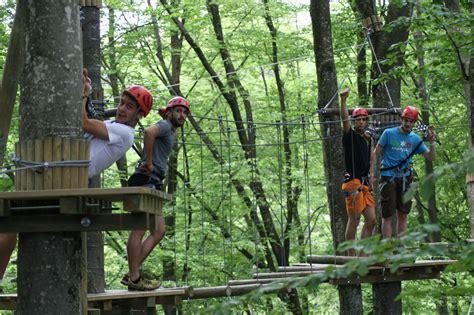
[
  {"x1": 0, "y1": 0, "x2": 25, "y2": 167},
  {"x1": 373, "y1": 282, "x2": 402, "y2": 315},
  {"x1": 354, "y1": 1, "x2": 415, "y2": 313},
  {"x1": 412, "y1": 17, "x2": 442, "y2": 243},
  {"x1": 81, "y1": 3, "x2": 106, "y2": 295},
  {"x1": 464, "y1": 0, "x2": 474, "y2": 240},
  {"x1": 18, "y1": 1, "x2": 83, "y2": 314},
  {"x1": 310, "y1": 1, "x2": 363, "y2": 314}
]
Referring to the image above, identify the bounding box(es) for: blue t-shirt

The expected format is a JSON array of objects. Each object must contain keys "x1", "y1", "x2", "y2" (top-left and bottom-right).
[{"x1": 378, "y1": 127, "x2": 427, "y2": 177}]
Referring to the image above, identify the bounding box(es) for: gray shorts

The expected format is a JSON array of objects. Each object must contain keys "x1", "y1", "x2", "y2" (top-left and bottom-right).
[{"x1": 380, "y1": 176, "x2": 412, "y2": 218}]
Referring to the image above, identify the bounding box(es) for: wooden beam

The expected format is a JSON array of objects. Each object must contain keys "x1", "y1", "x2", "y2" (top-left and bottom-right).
[
  {"x1": 306, "y1": 255, "x2": 370, "y2": 265},
  {"x1": 0, "y1": 213, "x2": 154, "y2": 233},
  {"x1": 0, "y1": 187, "x2": 172, "y2": 215},
  {"x1": 277, "y1": 264, "x2": 333, "y2": 272},
  {"x1": 254, "y1": 270, "x2": 325, "y2": 279},
  {"x1": 0, "y1": 199, "x2": 10, "y2": 217},
  {"x1": 228, "y1": 278, "x2": 288, "y2": 286},
  {"x1": 87, "y1": 289, "x2": 187, "y2": 302},
  {"x1": 0, "y1": 294, "x2": 17, "y2": 310},
  {"x1": 0, "y1": 187, "x2": 172, "y2": 202}
]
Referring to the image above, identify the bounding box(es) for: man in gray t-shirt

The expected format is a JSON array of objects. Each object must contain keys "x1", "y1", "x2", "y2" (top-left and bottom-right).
[
  {"x1": 125, "y1": 96, "x2": 190, "y2": 291},
  {"x1": 127, "y1": 119, "x2": 174, "y2": 188}
]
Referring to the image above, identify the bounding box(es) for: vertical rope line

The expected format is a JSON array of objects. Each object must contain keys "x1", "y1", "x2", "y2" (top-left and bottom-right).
[
  {"x1": 200, "y1": 135, "x2": 205, "y2": 285},
  {"x1": 226, "y1": 126, "x2": 233, "y2": 278},
  {"x1": 327, "y1": 122, "x2": 338, "y2": 264},
  {"x1": 366, "y1": 28, "x2": 395, "y2": 109},
  {"x1": 276, "y1": 121, "x2": 285, "y2": 268},
  {"x1": 172, "y1": 195, "x2": 178, "y2": 288},
  {"x1": 218, "y1": 114, "x2": 227, "y2": 282},
  {"x1": 250, "y1": 121, "x2": 260, "y2": 276},
  {"x1": 181, "y1": 128, "x2": 189, "y2": 286},
  {"x1": 302, "y1": 115, "x2": 313, "y2": 270}
]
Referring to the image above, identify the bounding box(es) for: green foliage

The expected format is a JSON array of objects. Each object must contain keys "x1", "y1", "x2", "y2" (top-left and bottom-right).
[
  {"x1": 213, "y1": 226, "x2": 474, "y2": 314},
  {"x1": 0, "y1": 0, "x2": 472, "y2": 313}
]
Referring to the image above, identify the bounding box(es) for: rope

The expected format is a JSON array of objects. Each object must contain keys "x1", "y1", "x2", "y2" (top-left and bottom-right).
[
  {"x1": 276, "y1": 121, "x2": 286, "y2": 268},
  {"x1": 0, "y1": 157, "x2": 90, "y2": 175},
  {"x1": 365, "y1": 27, "x2": 396, "y2": 109},
  {"x1": 199, "y1": 135, "x2": 206, "y2": 285},
  {"x1": 316, "y1": 36, "x2": 369, "y2": 114},
  {"x1": 226, "y1": 125, "x2": 233, "y2": 278},
  {"x1": 250, "y1": 121, "x2": 260, "y2": 276},
  {"x1": 218, "y1": 114, "x2": 228, "y2": 282},
  {"x1": 181, "y1": 127, "x2": 189, "y2": 286},
  {"x1": 302, "y1": 115, "x2": 314, "y2": 271}
]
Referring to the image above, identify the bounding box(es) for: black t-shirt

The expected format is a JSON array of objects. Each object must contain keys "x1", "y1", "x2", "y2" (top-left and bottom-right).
[{"x1": 342, "y1": 128, "x2": 371, "y2": 179}]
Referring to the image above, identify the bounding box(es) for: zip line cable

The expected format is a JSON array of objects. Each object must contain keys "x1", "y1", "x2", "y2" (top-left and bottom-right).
[
  {"x1": 365, "y1": 27, "x2": 396, "y2": 109},
  {"x1": 316, "y1": 36, "x2": 370, "y2": 114}
]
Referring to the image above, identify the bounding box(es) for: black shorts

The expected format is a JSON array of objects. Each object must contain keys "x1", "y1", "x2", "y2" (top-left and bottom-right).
[
  {"x1": 380, "y1": 176, "x2": 412, "y2": 218},
  {"x1": 127, "y1": 173, "x2": 163, "y2": 190}
]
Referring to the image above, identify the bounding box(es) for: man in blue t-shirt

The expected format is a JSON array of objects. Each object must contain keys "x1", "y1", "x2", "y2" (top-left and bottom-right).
[
  {"x1": 370, "y1": 106, "x2": 436, "y2": 238},
  {"x1": 124, "y1": 96, "x2": 190, "y2": 291}
]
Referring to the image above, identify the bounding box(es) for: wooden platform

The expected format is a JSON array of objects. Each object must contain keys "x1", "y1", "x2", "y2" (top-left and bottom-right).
[
  {"x1": 0, "y1": 259, "x2": 456, "y2": 312},
  {"x1": 0, "y1": 288, "x2": 187, "y2": 312},
  {"x1": 0, "y1": 187, "x2": 172, "y2": 232},
  {"x1": 247, "y1": 260, "x2": 455, "y2": 286}
]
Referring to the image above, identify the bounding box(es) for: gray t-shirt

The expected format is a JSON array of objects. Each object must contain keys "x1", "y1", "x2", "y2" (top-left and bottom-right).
[{"x1": 137, "y1": 119, "x2": 175, "y2": 180}]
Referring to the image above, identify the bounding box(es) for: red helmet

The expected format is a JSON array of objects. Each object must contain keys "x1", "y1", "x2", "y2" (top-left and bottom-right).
[
  {"x1": 123, "y1": 86, "x2": 153, "y2": 117},
  {"x1": 167, "y1": 96, "x2": 190, "y2": 112},
  {"x1": 352, "y1": 107, "x2": 369, "y2": 118},
  {"x1": 401, "y1": 105, "x2": 418, "y2": 121}
]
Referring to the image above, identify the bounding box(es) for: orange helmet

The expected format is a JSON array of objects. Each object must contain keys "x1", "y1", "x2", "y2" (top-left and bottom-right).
[
  {"x1": 401, "y1": 105, "x2": 418, "y2": 121},
  {"x1": 352, "y1": 107, "x2": 369, "y2": 118},
  {"x1": 167, "y1": 96, "x2": 190, "y2": 112},
  {"x1": 123, "y1": 86, "x2": 153, "y2": 117}
]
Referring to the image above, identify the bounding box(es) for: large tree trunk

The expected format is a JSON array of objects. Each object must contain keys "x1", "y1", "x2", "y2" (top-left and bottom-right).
[
  {"x1": 469, "y1": 24, "x2": 474, "y2": 241},
  {"x1": 411, "y1": 11, "x2": 442, "y2": 243},
  {"x1": 17, "y1": 1, "x2": 83, "y2": 314},
  {"x1": 310, "y1": 1, "x2": 363, "y2": 314},
  {"x1": 0, "y1": 1, "x2": 25, "y2": 167},
  {"x1": 81, "y1": 2, "x2": 106, "y2": 295}
]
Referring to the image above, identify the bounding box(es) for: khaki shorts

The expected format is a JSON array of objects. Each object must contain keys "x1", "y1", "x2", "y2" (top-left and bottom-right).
[
  {"x1": 380, "y1": 176, "x2": 412, "y2": 218},
  {"x1": 341, "y1": 178, "x2": 375, "y2": 215}
]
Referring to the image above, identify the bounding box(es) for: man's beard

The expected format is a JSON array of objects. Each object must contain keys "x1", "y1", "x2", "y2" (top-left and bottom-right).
[{"x1": 171, "y1": 117, "x2": 184, "y2": 128}]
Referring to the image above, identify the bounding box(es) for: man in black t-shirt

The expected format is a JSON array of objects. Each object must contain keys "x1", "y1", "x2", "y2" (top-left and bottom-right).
[{"x1": 339, "y1": 89, "x2": 376, "y2": 256}]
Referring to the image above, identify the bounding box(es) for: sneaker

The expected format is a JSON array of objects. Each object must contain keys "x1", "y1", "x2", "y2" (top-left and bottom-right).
[
  {"x1": 128, "y1": 277, "x2": 160, "y2": 291},
  {"x1": 120, "y1": 273, "x2": 130, "y2": 286}
]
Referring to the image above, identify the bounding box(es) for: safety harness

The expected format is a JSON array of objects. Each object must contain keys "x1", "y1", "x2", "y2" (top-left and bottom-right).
[{"x1": 379, "y1": 140, "x2": 424, "y2": 193}]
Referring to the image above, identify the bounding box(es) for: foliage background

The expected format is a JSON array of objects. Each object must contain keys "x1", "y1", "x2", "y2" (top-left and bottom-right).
[{"x1": 0, "y1": 0, "x2": 472, "y2": 313}]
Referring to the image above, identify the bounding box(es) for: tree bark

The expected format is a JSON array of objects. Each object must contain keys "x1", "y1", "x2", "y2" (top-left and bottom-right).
[
  {"x1": 310, "y1": 1, "x2": 363, "y2": 314},
  {"x1": 18, "y1": 1, "x2": 83, "y2": 314},
  {"x1": 412, "y1": 17, "x2": 442, "y2": 243},
  {"x1": 0, "y1": 0, "x2": 25, "y2": 167},
  {"x1": 463, "y1": 0, "x2": 474, "y2": 240},
  {"x1": 81, "y1": 3, "x2": 106, "y2": 295},
  {"x1": 373, "y1": 282, "x2": 402, "y2": 315}
]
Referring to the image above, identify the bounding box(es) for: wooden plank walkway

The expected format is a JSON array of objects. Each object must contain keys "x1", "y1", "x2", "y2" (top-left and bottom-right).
[
  {"x1": 0, "y1": 288, "x2": 188, "y2": 311},
  {"x1": 0, "y1": 259, "x2": 456, "y2": 312}
]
